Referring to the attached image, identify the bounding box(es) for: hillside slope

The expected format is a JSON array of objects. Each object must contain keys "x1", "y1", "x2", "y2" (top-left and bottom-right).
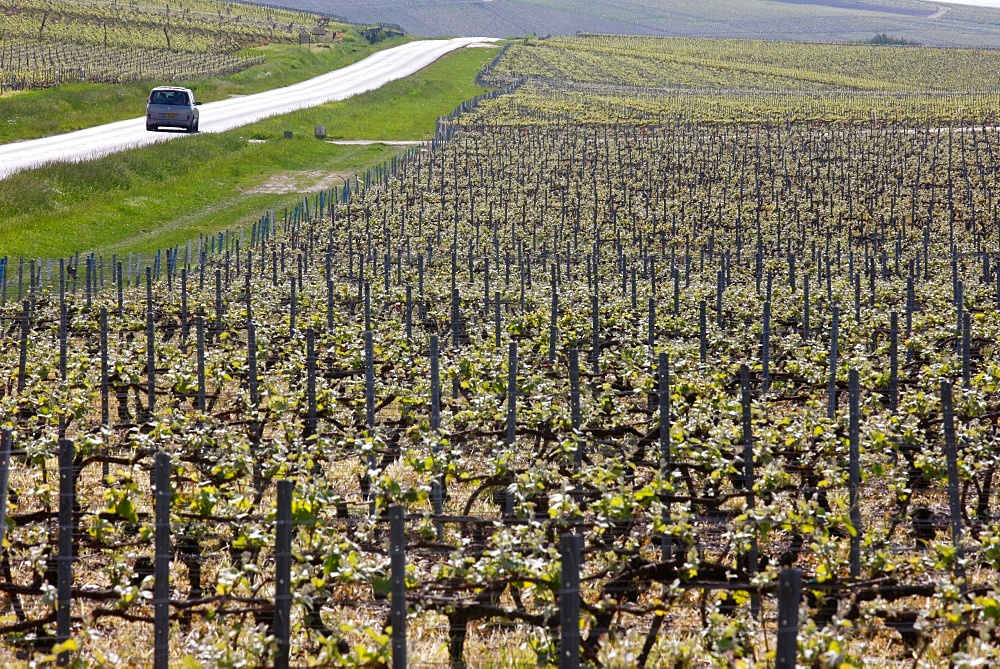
[{"x1": 267, "y1": 0, "x2": 1000, "y2": 46}]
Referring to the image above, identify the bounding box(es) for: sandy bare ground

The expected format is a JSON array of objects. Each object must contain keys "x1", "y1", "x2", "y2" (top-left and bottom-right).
[
  {"x1": 326, "y1": 139, "x2": 426, "y2": 145},
  {"x1": 242, "y1": 170, "x2": 353, "y2": 194}
]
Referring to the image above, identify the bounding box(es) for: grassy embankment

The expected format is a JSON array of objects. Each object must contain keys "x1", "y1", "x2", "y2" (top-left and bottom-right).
[
  {"x1": 0, "y1": 36, "x2": 410, "y2": 144},
  {"x1": 0, "y1": 45, "x2": 497, "y2": 258}
]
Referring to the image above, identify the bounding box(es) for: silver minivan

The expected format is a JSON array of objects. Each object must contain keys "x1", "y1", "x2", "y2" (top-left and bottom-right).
[{"x1": 146, "y1": 86, "x2": 200, "y2": 132}]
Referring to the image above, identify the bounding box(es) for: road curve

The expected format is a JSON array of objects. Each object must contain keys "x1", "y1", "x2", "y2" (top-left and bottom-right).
[{"x1": 0, "y1": 37, "x2": 498, "y2": 180}]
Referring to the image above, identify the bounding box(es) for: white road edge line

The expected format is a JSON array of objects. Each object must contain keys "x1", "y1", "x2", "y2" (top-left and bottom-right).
[{"x1": 0, "y1": 37, "x2": 500, "y2": 180}]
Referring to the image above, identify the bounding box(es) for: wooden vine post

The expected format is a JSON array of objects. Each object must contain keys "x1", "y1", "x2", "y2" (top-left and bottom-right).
[
  {"x1": 57, "y1": 438, "x2": 74, "y2": 667},
  {"x1": 776, "y1": 568, "x2": 802, "y2": 668},
  {"x1": 274, "y1": 480, "x2": 294, "y2": 669},
  {"x1": 848, "y1": 369, "x2": 862, "y2": 578},
  {"x1": 0, "y1": 429, "x2": 10, "y2": 558},
  {"x1": 941, "y1": 382, "x2": 967, "y2": 593},
  {"x1": 739, "y1": 364, "x2": 760, "y2": 618},
  {"x1": 153, "y1": 452, "x2": 171, "y2": 669},
  {"x1": 559, "y1": 533, "x2": 582, "y2": 669},
  {"x1": 389, "y1": 504, "x2": 407, "y2": 669}
]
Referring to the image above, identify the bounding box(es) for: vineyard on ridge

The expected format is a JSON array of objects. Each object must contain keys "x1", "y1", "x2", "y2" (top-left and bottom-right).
[
  {"x1": 475, "y1": 35, "x2": 1000, "y2": 125},
  {"x1": 2, "y1": 33, "x2": 1000, "y2": 669},
  {"x1": 486, "y1": 36, "x2": 1000, "y2": 92},
  {"x1": 0, "y1": 0, "x2": 341, "y2": 91}
]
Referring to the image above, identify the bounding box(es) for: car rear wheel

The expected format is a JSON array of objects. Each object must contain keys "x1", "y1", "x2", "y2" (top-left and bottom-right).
[
  {"x1": 188, "y1": 119, "x2": 199, "y2": 133},
  {"x1": 146, "y1": 124, "x2": 157, "y2": 131}
]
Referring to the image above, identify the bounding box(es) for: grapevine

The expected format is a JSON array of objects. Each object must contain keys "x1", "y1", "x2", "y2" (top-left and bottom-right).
[{"x1": 3, "y1": 34, "x2": 1000, "y2": 668}]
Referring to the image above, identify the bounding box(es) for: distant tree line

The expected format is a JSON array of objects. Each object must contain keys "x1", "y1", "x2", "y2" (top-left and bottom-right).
[{"x1": 867, "y1": 32, "x2": 919, "y2": 46}]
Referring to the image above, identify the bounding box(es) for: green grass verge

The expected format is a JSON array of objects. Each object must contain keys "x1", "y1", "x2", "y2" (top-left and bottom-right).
[
  {"x1": 0, "y1": 45, "x2": 497, "y2": 259},
  {"x1": 0, "y1": 36, "x2": 411, "y2": 145}
]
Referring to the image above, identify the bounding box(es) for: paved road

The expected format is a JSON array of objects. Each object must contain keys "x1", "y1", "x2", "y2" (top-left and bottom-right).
[{"x1": 0, "y1": 37, "x2": 497, "y2": 179}]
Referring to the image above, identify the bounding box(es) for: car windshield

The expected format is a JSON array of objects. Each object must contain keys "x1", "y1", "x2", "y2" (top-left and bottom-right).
[{"x1": 151, "y1": 90, "x2": 187, "y2": 105}]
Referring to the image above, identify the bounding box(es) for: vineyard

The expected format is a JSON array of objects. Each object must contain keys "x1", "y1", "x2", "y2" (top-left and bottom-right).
[
  {"x1": 0, "y1": 40, "x2": 263, "y2": 89},
  {"x1": 471, "y1": 36, "x2": 1000, "y2": 126},
  {"x1": 0, "y1": 0, "x2": 340, "y2": 92},
  {"x1": 485, "y1": 36, "x2": 1000, "y2": 92},
  {"x1": 4, "y1": 35, "x2": 1000, "y2": 669}
]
